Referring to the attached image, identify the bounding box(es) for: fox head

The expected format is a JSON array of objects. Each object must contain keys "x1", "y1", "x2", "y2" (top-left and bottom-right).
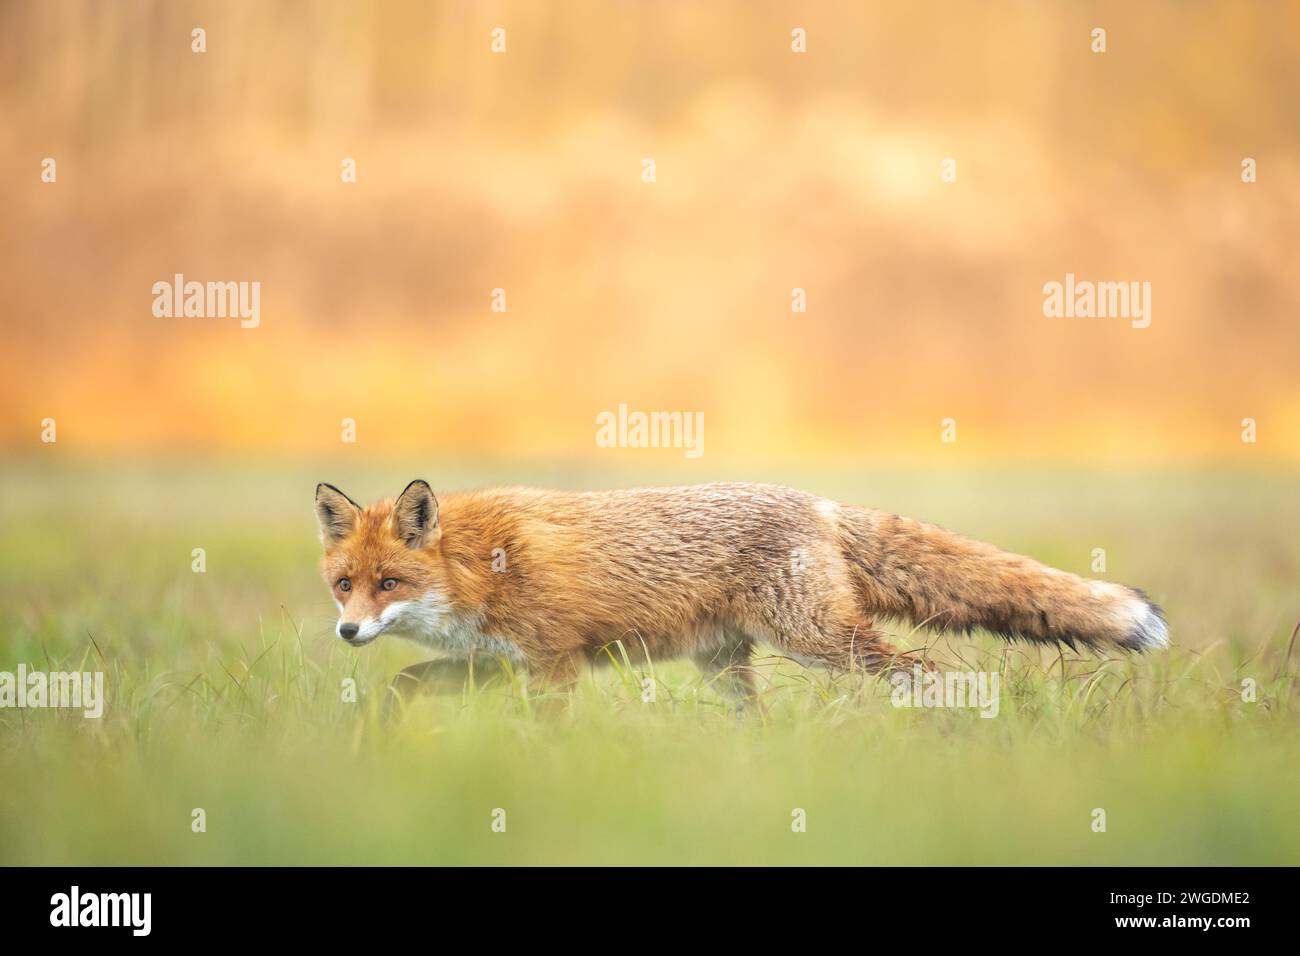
[{"x1": 315, "y1": 479, "x2": 446, "y2": 647}]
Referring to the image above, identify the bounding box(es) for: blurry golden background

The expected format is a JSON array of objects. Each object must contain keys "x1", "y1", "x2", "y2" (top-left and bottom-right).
[{"x1": 2, "y1": 0, "x2": 1298, "y2": 464}]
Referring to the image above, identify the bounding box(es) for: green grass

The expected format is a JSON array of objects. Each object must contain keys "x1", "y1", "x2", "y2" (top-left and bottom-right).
[{"x1": 1, "y1": 457, "x2": 1297, "y2": 865}]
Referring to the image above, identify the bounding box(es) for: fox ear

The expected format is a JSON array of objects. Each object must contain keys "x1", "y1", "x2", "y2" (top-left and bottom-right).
[
  {"x1": 315, "y1": 483, "x2": 361, "y2": 545},
  {"x1": 393, "y1": 479, "x2": 440, "y2": 549}
]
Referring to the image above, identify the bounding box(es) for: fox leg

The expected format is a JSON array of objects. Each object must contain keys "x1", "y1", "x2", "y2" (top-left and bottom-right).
[
  {"x1": 693, "y1": 631, "x2": 762, "y2": 708},
  {"x1": 383, "y1": 658, "x2": 458, "y2": 721},
  {"x1": 390, "y1": 658, "x2": 466, "y2": 698},
  {"x1": 391, "y1": 655, "x2": 511, "y2": 694},
  {"x1": 384, "y1": 656, "x2": 509, "y2": 716},
  {"x1": 848, "y1": 635, "x2": 929, "y2": 676},
  {"x1": 782, "y1": 615, "x2": 926, "y2": 677},
  {"x1": 526, "y1": 649, "x2": 584, "y2": 701}
]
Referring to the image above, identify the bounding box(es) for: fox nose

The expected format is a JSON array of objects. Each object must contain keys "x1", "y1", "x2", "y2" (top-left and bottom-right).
[{"x1": 338, "y1": 622, "x2": 360, "y2": 641}]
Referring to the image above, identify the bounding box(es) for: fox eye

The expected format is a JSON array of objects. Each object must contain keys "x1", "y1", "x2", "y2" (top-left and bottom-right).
[
  {"x1": 381, "y1": 578, "x2": 399, "y2": 591},
  {"x1": 337, "y1": 577, "x2": 351, "y2": 592}
]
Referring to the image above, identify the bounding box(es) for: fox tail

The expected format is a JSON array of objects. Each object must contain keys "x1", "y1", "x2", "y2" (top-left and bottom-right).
[{"x1": 839, "y1": 508, "x2": 1168, "y2": 651}]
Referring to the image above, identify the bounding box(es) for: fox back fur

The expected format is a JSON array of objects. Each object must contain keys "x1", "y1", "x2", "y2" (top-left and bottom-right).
[{"x1": 315, "y1": 480, "x2": 1168, "y2": 692}]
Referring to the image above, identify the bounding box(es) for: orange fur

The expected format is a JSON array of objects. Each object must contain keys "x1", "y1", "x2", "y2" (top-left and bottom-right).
[{"x1": 316, "y1": 481, "x2": 1168, "y2": 694}]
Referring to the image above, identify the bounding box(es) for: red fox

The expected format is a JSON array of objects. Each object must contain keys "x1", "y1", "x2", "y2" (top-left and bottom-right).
[{"x1": 315, "y1": 480, "x2": 1167, "y2": 698}]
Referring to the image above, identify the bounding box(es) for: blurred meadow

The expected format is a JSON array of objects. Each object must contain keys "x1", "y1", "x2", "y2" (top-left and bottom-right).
[
  {"x1": 1, "y1": 458, "x2": 1297, "y2": 865},
  {"x1": 1, "y1": 1, "x2": 1299, "y2": 864}
]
